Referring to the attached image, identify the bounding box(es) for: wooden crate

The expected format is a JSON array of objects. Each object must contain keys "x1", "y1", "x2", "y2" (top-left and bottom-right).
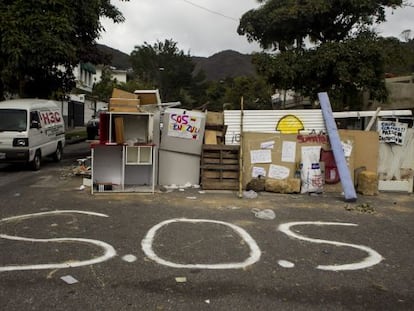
[
  {"x1": 112, "y1": 88, "x2": 138, "y2": 99},
  {"x1": 201, "y1": 145, "x2": 240, "y2": 190},
  {"x1": 109, "y1": 98, "x2": 141, "y2": 112},
  {"x1": 206, "y1": 111, "x2": 224, "y2": 127}
]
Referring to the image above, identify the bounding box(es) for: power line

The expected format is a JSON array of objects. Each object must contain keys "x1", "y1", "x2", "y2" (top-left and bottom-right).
[{"x1": 180, "y1": 0, "x2": 239, "y2": 22}]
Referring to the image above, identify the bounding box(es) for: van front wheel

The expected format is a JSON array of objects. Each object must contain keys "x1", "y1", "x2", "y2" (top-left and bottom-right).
[
  {"x1": 30, "y1": 151, "x2": 41, "y2": 171},
  {"x1": 53, "y1": 143, "x2": 63, "y2": 162}
]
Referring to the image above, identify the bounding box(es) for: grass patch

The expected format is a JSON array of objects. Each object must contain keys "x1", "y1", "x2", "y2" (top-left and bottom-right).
[{"x1": 65, "y1": 129, "x2": 87, "y2": 140}]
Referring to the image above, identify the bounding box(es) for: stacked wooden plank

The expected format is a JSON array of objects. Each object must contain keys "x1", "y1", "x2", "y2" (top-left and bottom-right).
[
  {"x1": 109, "y1": 88, "x2": 141, "y2": 112},
  {"x1": 109, "y1": 88, "x2": 161, "y2": 112},
  {"x1": 201, "y1": 145, "x2": 240, "y2": 190},
  {"x1": 204, "y1": 111, "x2": 227, "y2": 145}
]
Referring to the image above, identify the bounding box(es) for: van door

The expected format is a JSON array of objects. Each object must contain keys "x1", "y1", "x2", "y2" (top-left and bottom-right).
[
  {"x1": 29, "y1": 110, "x2": 48, "y2": 160},
  {"x1": 38, "y1": 108, "x2": 63, "y2": 156}
]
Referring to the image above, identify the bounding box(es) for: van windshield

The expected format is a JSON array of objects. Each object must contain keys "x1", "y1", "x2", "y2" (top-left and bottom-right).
[{"x1": 0, "y1": 109, "x2": 27, "y2": 132}]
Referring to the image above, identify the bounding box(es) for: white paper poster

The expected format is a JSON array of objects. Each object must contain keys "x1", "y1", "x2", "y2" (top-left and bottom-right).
[
  {"x1": 341, "y1": 141, "x2": 353, "y2": 157},
  {"x1": 252, "y1": 166, "x2": 266, "y2": 178},
  {"x1": 167, "y1": 112, "x2": 202, "y2": 140},
  {"x1": 378, "y1": 120, "x2": 408, "y2": 145},
  {"x1": 268, "y1": 165, "x2": 290, "y2": 179},
  {"x1": 260, "y1": 141, "x2": 275, "y2": 149},
  {"x1": 250, "y1": 149, "x2": 272, "y2": 164},
  {"x1": 281, "y1": 141, "x2": 296, "y2": 163}
]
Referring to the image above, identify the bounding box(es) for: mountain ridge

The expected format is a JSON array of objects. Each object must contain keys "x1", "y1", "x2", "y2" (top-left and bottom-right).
[{"x1": 97, "y1": 44, "x2": 257, "y2": 81}]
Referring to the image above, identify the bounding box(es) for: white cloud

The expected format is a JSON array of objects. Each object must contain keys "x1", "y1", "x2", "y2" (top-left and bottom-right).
[
  {"x1": 98, "y1": 0, "x2": 261, "y2": 56},
  {"x1": 98, "y1": 1, "x2": 414, "y2": 57},
  {"x1": 377, "y1": 6, "x2": 414, "y2": 39}
]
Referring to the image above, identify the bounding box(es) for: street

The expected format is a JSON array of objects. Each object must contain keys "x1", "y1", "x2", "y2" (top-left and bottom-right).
[{"x1": 0, "y1": 142, "x2": 413, "y2": 310}]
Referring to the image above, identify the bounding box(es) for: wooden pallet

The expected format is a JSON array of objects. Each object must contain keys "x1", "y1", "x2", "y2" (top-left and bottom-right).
[{"x1": 201, "y1": 145, "x2": 240, "y2": 190}]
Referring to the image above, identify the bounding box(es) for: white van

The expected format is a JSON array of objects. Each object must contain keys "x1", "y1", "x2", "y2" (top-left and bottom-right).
[{"x1": 0, "y1": 99, "x2": 65, "y2": 170}]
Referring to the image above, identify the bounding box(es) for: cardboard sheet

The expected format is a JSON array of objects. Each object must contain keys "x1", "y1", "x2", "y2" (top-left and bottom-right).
[{"x1": 241, "y1": 131, "x2": 383, "y2": 193}]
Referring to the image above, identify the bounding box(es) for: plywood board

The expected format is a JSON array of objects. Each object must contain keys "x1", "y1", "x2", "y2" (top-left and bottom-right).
[
  {"x1": 109, "y1": 98, "x2": 141, "y2": 112},
  {"x1": 242, "y1": 131, "x2": 355, "y2": 193},
  {"x1": 242, "y1": 132, "x2": 300, "y2": 188},
  {"x1": 204, "y1": 130, "x2": 218, "y2": 144},
  {"x1": 135, "y1": 92, "x2": 159, "y2": 105},
  {"x1": 112, "y1": 88, "x2": 138, "y2": 99},
  {"x1": 206, "y1": 111, "x2": 224, "y2": 126},
  {"x1": 114, "y1": 117, "x2": 124, "y2": 144},
  {"x1": 339, "y1": 129, "x2": 379, "y2": 173}
]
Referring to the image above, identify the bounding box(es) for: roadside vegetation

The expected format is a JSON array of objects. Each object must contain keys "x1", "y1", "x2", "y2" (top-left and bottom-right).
[
  {"x1": 65, "y1": 129, "x2": 87, "y2": 141},
  {"x1": 1, "y1": 0, "x2": 413, "y2": 111}
]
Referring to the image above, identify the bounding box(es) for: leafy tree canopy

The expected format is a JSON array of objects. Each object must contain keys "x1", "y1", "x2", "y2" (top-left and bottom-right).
[
  {"x1": 238, "y1": 0, "x2": 406, "y2": 110},
  {"x1": 238, "y1": 0, "x2": 403, "y2": 50},
  {"x1": 205, "y1": 76, "x2": 273, "y2": 111},
  {"x1": 92, "y1": 66, "x2": 152, "y2": 103},
  {"x1": 0, "y1": 0, "x2": 126, "y2": 99},
  {"x1": 130, "y1": 39, "x2": 206, "y2": 108},
  {"x1": 381, "y1": 35, "x2": 414, "y2": 74}
]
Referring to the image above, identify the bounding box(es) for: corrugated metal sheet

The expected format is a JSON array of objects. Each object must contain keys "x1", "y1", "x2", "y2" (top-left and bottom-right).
[
  {"x1": 224, "y1": 110, "x2": 325, "y2": 145},
  {"x1": 224, "y1": 109, "x2": 413, "y2": 145}
]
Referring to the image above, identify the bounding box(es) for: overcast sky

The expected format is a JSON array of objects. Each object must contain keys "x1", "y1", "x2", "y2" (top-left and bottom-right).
[{"x1": 97, "y1": 0, "x2": 414, "y2": 57}]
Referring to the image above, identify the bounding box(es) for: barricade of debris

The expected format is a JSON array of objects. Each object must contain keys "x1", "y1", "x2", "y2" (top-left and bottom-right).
[{"x1": 72, "y1": 157, "x2": 92, "y2": 176}]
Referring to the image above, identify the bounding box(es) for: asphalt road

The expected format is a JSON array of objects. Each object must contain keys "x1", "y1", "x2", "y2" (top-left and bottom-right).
[{"x1": 0, "y1": 142, "x2": 413, "y2": 310}]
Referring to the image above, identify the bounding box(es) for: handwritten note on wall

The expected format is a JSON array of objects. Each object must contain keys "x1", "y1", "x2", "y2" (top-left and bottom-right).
[
  {"x1": 378, "y1": 120, "x2": 408, "y2": 145},
  {"x1": 268, "y1": 165, "x2": 290, "y2": 179},
  {"x1": 281, "y1": 141, "x2": 296, "y2": 163},
  {"x1": 260, "y1": 141, "x2": 275, "y2": 149},
  {"x1": 250, "y1": 149, "x2": 272, "y2": 164},
  {"x1": 341, "y1": 141, "x2": 353, "y2": 157},
  {"x1": 252, "y1": 166, "x2": 266, "y2": 178},
  {"x1": 167, "y1": 112, "x2": 202, "y2": 140}
]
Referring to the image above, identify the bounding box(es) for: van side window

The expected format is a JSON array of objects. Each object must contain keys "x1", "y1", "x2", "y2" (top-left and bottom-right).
[{"x1": 30, "y1": 111, "x2": 41, "y2": 129}]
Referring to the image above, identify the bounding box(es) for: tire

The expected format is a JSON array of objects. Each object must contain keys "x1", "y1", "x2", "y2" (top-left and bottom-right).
[
  {"x1": 30, "y1": 151, "x2": 41, "y2": 171},
  {"x1": 53, "y1": 143, "x2": 63, "y2": 162}
]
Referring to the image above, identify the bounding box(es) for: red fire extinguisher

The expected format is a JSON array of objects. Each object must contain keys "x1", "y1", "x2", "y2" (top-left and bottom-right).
[{"x1": 320, "y1": 149, "x2": 340, "y2": 184}]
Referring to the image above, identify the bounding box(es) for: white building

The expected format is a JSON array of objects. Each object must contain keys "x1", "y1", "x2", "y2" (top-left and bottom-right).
[
  {"x1": 64, "y1": 63, "x2": 127, "y2": 127},
  {"x1": 93, "y1": 65, "x2": 128, "y2": 84}
]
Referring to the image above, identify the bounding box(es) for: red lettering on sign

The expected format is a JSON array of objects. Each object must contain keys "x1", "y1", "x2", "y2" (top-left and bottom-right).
[
  {"x1": 54, "y1": 112, "x2": 61, "y2": 122},
  {"x1": 40, "y1": 111, "x2": 61, "y2": 125},
  {"x1": 297, "y1": 134, "x2": 328, "y2": 144},
  {"x1": 49, "y1": 112, "x2": 56, "y2": 123},
  {"x1": 42, "y1": 113, "x2": 51, "y2": 124},
  {"x1": 171, "y1": 114, "x2": 189, "y2": 125}
]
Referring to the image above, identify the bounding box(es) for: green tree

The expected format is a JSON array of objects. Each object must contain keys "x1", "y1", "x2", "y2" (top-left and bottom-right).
[
  {"x1": 223, "y1": 76, "x2": 273, "y2": 110},
  {"x1": 380, "y1": 36, "x2": 414, "y2": 75},
  {"x1": 130, "y1": 39, "x2": 206, "y2": 108},
  {"x1": 92, "y1": 67, "x2": 119, "y2": 103},
  {"x1": 0, "y1": 0, "x2": 126, "y2": 100},
  {"x1": 238, "y1": 0, "x2": 405, "y2": 110},
  {"x1": 204, "y1": 76, "x2": 273, "y2": 111},
  {"x1": 204, "y1": 80, "x2": 229, "y2": 111},
  {"x1": 239, "y1": 0, "x2": 403, "y2": 49},
  {"x1": 92, "y1": 66, "x2": 153, "y2": 103}
]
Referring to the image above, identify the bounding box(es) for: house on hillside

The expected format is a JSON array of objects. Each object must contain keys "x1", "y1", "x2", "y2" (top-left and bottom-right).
[
  {"x1": 94, "y1": 65, "x2": 128, "y2": 84},
  {"x1": 63, "y1": 63, "x2": 127, "y2": 128},
  {"x1": 271, "y1": 89, "x2": 312, "y2": 110},
  {"x1": 384, "y1": 75, "x2": 414, "y2": 110},
  {"x1": 270, "y1": 74, "x2": 414, "y2": 114},
  {"x1": 63, "y1": 62, "x2": 95, "y2": 128}
]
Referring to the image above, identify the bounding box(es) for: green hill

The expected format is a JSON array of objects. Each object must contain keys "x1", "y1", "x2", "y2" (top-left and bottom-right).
[
  {"x1": 97, "y1": 44, "x2": 132, "y2": 70},
  {"x1": 97, "y1": 44, "x2": 257, "y2": 81},
  {"x1": 192, "y1": 50, "x2": 257, "y2": 81}
]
